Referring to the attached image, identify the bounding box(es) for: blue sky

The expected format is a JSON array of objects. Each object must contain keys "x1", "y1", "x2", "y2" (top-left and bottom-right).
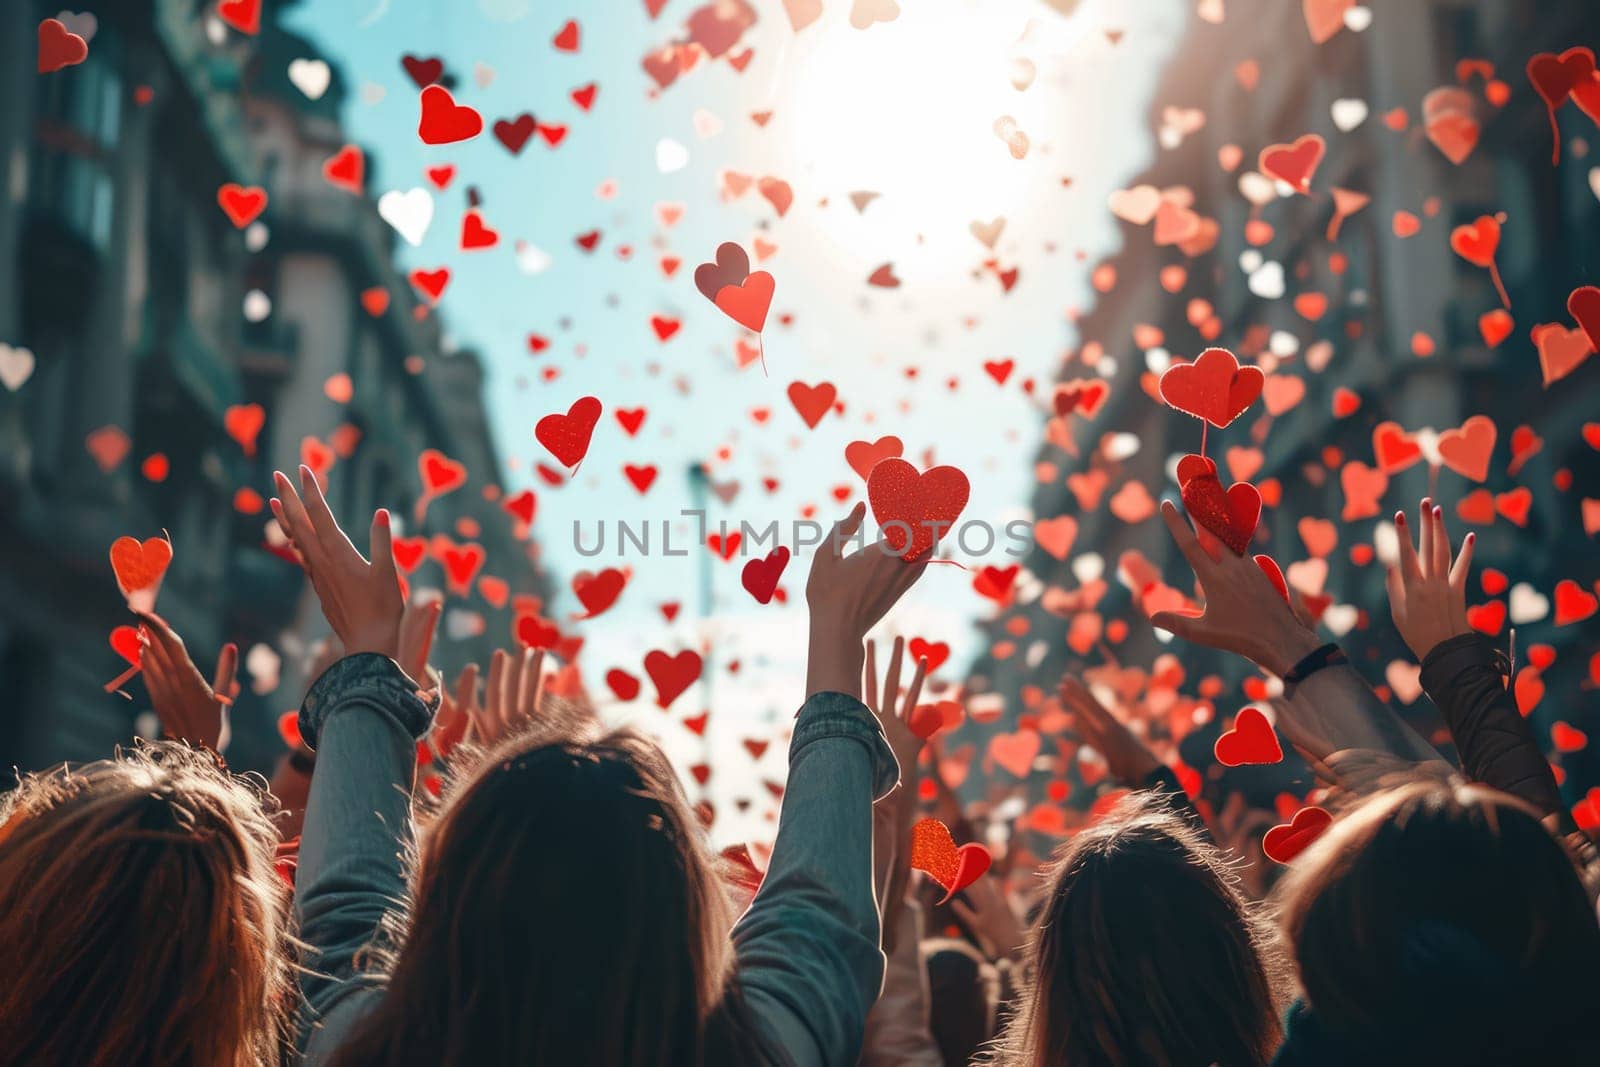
[{"x1": 282, "y1": 0, "x2": 1182, "y2": 841}]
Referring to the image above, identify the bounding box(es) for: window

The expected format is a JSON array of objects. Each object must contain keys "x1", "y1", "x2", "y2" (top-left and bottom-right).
[{"x1": 30, "y1": 24, "x2": 122, "y2": 250}]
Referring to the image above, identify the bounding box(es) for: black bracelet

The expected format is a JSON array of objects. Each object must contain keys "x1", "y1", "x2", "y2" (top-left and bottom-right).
[
  {"x1": 288, "y1": 748, "x2": 316, "y2": 774},
  {"x1": 1282, "y1": 643, "x2": 1346, "y2": 694}
]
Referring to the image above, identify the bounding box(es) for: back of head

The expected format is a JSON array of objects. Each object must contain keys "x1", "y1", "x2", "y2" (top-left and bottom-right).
[
  {"x1": 0, "y1": 742, "x2": 289, "y2": 1067},
  {"x1": 1276, "y1": 778, "x2": 1600, "y2": 1062},
  {"x1": 991, "y1": 792, "x2": 1283, "y2": 1067},
  {"x1": 925, "y1": 937, "x2": 999, "y2": 1067},
  {"x1": 332, "y1": 720, "x2": 769, "y2": 1067}
]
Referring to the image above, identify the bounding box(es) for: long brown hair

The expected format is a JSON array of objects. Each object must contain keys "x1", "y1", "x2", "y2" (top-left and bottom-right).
[
  {"x1": 0, "y1": 741, "x2": 291, "y2": 1067},
  {"x1": 988, "y1": 791, "x2": 1287, "y2": 1067},
  {"x1": 1274, "y1": 778, "x2": 1600, "y2": 1061},
  {"x1": 329, "y1": 718, "x2": 773, "y2": 1067}
]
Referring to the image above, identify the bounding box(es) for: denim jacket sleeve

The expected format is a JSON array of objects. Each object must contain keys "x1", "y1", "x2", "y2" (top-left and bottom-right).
[
  {"x1": 732, "y1": 691, "x2": 901, "y2": 1067},
  {"x1": 292, "y1": 653, "x2": 437, "y2": 1064}
]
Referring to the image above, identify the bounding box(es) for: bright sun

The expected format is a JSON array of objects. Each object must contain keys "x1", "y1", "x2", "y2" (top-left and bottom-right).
[{"x1": 778, "y1": 0, "x2": 1075, "y2": 278}]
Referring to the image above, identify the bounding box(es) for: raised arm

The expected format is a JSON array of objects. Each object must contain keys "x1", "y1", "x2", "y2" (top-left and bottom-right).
[
  {"x1": 1388, "y1": 500, "x2": 1563, "y2": 817},
  {"x1": 268, "y1": 467, "x2": 438, "y2": 1060},
  {"x1": 1151, "y1": 499, "x2": 1445, "y2": 780},
  {"x1": 732, "y1": 503, "x2": 924, "y2": 1067}
]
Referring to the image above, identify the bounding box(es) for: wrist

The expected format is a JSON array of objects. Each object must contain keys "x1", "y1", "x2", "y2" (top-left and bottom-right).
[
  {"x1": 806, "y1": 624, "x2": 864, "y2": 700},
  {"x1": 1257, "y1": 626, "x2": 1323, "y2": 678}
]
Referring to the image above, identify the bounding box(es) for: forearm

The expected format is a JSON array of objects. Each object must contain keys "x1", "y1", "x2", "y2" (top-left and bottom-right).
[
  {"x1": 861, "y1": 900, "x2": 943, "y2": 1067},
  {"x1": 1421, "y1": 633, "x2": 1563, "y2": 817},
  {"x1": 293, "y1": 654, "x2": 435, "y2": 1048},
  {"x1": 807, "y1": 621, "x2": 865, "y2": 701},
  {"x1": 733, "y1": 691, "x2": 899, "y2": 1067},
  {"x1": 1285, "y1": 661, "x2": 1444, "y2": 766}
]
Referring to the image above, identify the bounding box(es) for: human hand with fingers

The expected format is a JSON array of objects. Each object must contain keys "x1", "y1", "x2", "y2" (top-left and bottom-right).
[
  {"x1": 472, "y1": 647, "x2": 546, "y2": 745},
  {"x1": 864, "y1": 636, "x2": 930, "y2": 783},
  {"x1": 137, "y1": 612, "x2": 239, "y2": 753},
  {"x1": 1151, "y1": 499, "x2": 1322, "y2": 677},
  {"x1": 270, "y1": 465, "x2": 405, "y2": 666},
  {"x1": 1059, "y1": 674, "x2": 1160, "y2": 784},
  {"x1": 949, "y1": 871, "x2": 1028, "y2": 963},
  {"x1": 1386, "y1": 497, "x2": 1474, "y2": 662},
  {"x1": 805, "y1": 502, "x2": 928, "y2": 700}
]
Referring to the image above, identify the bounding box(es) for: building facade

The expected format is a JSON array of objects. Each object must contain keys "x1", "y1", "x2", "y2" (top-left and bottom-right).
[
  {"x1": 964, "y1": 0, "x2": 1600, "y2": 827},
  {"x1": 0, "y1": 0, "x2": 544, "y2": 778}
]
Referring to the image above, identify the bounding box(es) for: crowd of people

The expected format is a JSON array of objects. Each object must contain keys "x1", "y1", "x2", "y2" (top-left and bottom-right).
[{"x1": 2, "y1": 466, "x2": 1597, "y2": 1066}]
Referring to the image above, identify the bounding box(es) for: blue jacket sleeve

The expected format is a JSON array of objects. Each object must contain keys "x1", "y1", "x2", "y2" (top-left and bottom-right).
[
  {"x1": 731, "y1": 691, "x2": 901, "y2": 1067},
  {"x1": 292, "y1": 653, "x2": 437, "y2": 1063}
]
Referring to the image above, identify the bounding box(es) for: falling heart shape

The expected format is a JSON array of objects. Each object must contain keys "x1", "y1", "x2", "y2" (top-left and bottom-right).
[
  {"x1": 644, "y1": 649, "x2": 702, "y2": 709},
  {"x1": 1259, "y1": 133, "x2": 1325, "y2": 194},
  {"x1": 1301, "y1": 0, "x2": 1354, "y2": 44},
  {"x1": 1527, "y1": 48, "x2": 1596, "y2": 163},
  {"x1": 109, "y1": 535, "x2": 172, "y2": 611},
  {"x1": 867, "y1": 263, "x2": 901, "y2": 288},
  {"x1": 907, "y1": 637, "x2": 951, "y2": 672},
  {"x1": 217, "y1": 184, "x2": 268, "y2": 229},
  {"x1": 572, "y1": 568, "x2": 626, "y2": 617},
  {"x1": 1179, "y1": 459, "x2": 1261, "y2": 556},
  {"x1": 1214, "y1": 706, "x2": 1284, "y2": 766},
  {"x1": 37, "y1": 18, "x2": 88, "y2": 74},
  {"x1": 741, "y1": 546, "x2": 790, "y2": 604},
  {"x1": 1372, "y1": 420, "x2": 1424, "y2": 474},
  {"x1": 217, "y1": 0, "x2": 262, "y2": 35},
  {"x1": 786, "y1": 381, "x2": 837, "y2": 429},
  {"x1": 418, "y1": 448, "x2": 467, "y2": 498},
  {"x1": 845, "y1": 435, "x2": 904, "y2": 481},
  {"x1": 868, "y1": 458, "x2": 971, "y2": 562},
  {"x1": 1437, "y1": 414, "x2": 1497, "y2": 482},
  {"x1": 910, "y1": 817, "x2": 991, "y2": 903},
  {"x1": 1053, "y1": 378, "x2": 1110, "y2": 418},
  {"x1": 1568, "y1": 285, "x2": 1600, "y2": 353},
  {"x1": 715, "y1": 272, "x2": 775, "y2": 333},
  {"x1": 1255, "y1": 553, "x2": 1293, "y2": 605},
  {"x1": 536, "y1": 396, "x2": 603, "y2": 468},
  {"x1": 1158, "y1": 347, "x2": 1263, "y2": 428},
  {"x1": 109, "y1": 625, "x2": 144, "y2": 666},
  {"x1": 321, "y1": 144, "x2": 364, "y2": 193},
  {"x1": 1262, "y1": 806, "x2": 1333, "y2": 863},
  {"x1": 1532, "y1": 323, "x2": 1592, "y2": 386},
  {"x1": 605, "y1": 669, "x2": 641, "y2": 702},
  {"x1": 1449, "y1": 215, "x2": 1499, "y2": 267},
  {"x1": 224, "y1": 403, "x2": 265, "y2": 455},
  {"x1": 417, "y1": 85, "x2": 483, "y2": 145},
  {"x1": 693, "y1": 242, "x2": 751, "y2": 301}
]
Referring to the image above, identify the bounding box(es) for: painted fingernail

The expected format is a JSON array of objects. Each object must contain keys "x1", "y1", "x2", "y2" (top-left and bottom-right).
[{"x1": 1395, "y1": 512, "x2": 1406, "y2": 524}]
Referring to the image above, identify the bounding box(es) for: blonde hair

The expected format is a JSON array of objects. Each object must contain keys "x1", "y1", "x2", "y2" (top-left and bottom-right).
[{"x1": 0, "y1": 741, "x2": 292, "y2": 1067}]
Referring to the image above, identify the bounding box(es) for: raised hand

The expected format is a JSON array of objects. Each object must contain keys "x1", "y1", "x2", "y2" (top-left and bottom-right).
[
  {"x1": 1151, "y1": 499, "x2": 1321, "y2": 677},
  {"x1": 864, "y1": 636, "x2": 930, "y2": 783},
  {"x1": 270, "y1": 465, "x2": 404, "y2": 666},
  {"x1": 473, "y1": 647, "x2": 545, "y2": 745},
  {"x1": 137, "y1": 612, "x2": 239, "y2": 753},
  {"x1": 805, "y1": 502, "x2": 927, "y2": 700},
  {"x1": 949, "y1": 871, "x2": 1028, "y2": 963},
  {"x1": 1385, "y1": 497, "x2": 1474, "y2": 662},
  {"x1": 1058, "y1": 675, "x2": 1160, "y2": 784},
  {"x1": 398, "y1": 599, "x2": 443, "y2": 685}
]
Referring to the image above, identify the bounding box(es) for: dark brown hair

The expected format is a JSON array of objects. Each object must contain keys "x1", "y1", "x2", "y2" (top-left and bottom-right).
[
  {"x1": 329, "y1": 717, "x2": 773, "y2": 1067},
  {"x1": 0, "y1": 742, "x2": 291, "y2": 1067},
  {"x1": 1275, "y1": 778, "x2": 1600, "y2": 1060},
  {"x1": 988, "y1": 791, "x2": 1286, "y2": 1067}
]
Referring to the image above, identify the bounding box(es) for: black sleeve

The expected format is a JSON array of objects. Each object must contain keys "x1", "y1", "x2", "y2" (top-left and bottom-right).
[{"x1": 1419, "y1": 633, "x2": 1564, "y2": 820}]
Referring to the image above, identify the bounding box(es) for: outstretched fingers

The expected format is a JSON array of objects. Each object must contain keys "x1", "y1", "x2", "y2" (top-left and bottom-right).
[{"x1": 1160, "y1": 499, "x2": 1215, "y2": 579}]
